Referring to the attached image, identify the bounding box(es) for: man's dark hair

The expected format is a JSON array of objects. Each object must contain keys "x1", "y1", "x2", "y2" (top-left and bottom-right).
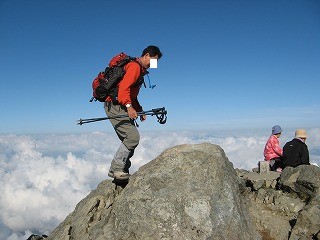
[{"x1": 141, "y1": 45, "x2": 162, "y2": 59}]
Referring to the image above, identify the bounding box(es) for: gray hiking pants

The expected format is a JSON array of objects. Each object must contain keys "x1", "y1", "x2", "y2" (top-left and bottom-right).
[{"x1": 104, "y1": 102, "x2": 140, "y2": 173}]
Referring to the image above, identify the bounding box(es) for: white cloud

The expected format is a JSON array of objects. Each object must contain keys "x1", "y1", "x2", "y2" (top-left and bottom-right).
[{"x1": 0, "y1": 128, "x2": 319, "y2": 239}]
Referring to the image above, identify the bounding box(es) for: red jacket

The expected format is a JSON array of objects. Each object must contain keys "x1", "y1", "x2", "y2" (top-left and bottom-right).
[
  {"x1": 107, "y1": 59, "x2": 145, "y2": 111},
  {"x1": 264, "y1": 135, "x2": 283, "y2": 161}
]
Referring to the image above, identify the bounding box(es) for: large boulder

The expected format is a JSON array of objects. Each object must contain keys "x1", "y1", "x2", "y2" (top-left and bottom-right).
[{"x1": 47, "y1": 143, "x2": 260, "y2": 240}]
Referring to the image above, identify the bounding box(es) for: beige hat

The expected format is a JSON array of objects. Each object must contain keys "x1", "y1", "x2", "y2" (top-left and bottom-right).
[{"x1": 295, "y1": 129, "x2": 307, "y2": 139}]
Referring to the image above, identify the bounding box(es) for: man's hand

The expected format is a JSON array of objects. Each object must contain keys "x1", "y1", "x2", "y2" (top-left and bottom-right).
[
  {"x1": 127, "y1": 107, "x2": 138, "y2": 119},
  {"x1": 140, "y1": 115, "x2": 147, "y2": 122}
]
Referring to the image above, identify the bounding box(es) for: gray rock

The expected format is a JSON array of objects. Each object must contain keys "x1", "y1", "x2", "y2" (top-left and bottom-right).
[
  {"x1": 45, "y1": 144, "x2": 320, "y2": 240},
  {"x1": 279, "y1": 165, "x2": 320, "y2": 202},
  {"x1": 27, "y1": 235, "x2": 47, "y2": 240},
  {"x1": 248, "y1": 201, "x2": 292, "y2": 240},
  {"x1": 237, "y1": 165, "x2": 320, "y2": 240},
  {"x1": 47, "y1": 180, "x2": 123, "y2": 240},
  {"x1": 289, "y1": 204, "x2": 320, "y2": 240},
  {"x1": 241, "y1": 171, "x2": 280, "y2": 191},
  {"x1": 274, "y1": 194, "x2": 305, "y2": 214},
  {"x1": 47, "y1": 143, "x2": 260, "y2": 240},
  {"x1": 277, "y1": 165, "x2": 320, "y2": 238}
]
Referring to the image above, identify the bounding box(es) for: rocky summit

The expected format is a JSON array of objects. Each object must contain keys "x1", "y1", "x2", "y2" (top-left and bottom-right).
[{"x1": 38, "y1": 143, "x2": 319, "y2": 240}]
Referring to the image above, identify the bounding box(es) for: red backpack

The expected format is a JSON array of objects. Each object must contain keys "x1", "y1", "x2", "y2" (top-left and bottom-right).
[{"x1": 90, "y1": 52, "x2": 136, "y2": 102}]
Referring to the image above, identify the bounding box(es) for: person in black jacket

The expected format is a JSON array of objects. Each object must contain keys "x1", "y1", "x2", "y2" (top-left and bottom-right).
[{"x1": 282, "y1": 129, "x2": 310, "y2": 168}]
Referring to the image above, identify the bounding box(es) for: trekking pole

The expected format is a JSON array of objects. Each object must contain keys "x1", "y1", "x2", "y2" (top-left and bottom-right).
[{"x1": 77, "y1": 107, "x2": 167, "y2": 125}]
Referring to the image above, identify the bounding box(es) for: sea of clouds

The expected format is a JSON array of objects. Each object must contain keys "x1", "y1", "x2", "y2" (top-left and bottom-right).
[{"x1": 0, "y1": 129, "x2": 319, "y2": 240}]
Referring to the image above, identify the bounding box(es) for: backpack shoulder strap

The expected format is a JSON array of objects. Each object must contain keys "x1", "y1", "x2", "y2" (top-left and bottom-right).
[{"x1": 130, "y1": 60, "x2": 147, "y2": 88}]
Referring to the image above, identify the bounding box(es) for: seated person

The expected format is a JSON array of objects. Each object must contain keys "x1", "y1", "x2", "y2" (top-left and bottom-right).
[
  {"x1": 282, "y1": 129, "x2": 310, "y2": 168},
  {"x1": 264, "y1": 125, "x2": 283, "y2": 171}
]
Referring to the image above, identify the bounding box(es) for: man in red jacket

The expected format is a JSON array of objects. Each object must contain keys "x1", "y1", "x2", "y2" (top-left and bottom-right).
[{"x1": 105, "y1": 45, "x2": 162, "y2": 180}]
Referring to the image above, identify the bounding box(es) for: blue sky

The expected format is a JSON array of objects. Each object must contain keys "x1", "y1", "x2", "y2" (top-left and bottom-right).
[{"x1": 1, "y1": 0, "x2": 319, "y2": 134}]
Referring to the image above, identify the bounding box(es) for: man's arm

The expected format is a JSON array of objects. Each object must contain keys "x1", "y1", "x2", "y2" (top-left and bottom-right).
[{"x1": 301, "y1": 144, "x2": 310, "y2": 165}]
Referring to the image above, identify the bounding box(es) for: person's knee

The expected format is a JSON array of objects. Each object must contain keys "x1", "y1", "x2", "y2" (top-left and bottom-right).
[
  {"x1": 124, "y1": 131, "x2": 140, "y2": 150},
  {"x1": 127, "y1": 137, "x2": 140, "y2": 150}
]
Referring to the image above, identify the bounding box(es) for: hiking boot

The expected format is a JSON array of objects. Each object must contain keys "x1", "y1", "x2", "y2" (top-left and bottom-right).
[
  {"x1": 108, "y1": 171, "x2": 114, "y2": 178},
  {"x1": 113, "y1": 171, "x2": 130, "y2": 180}
]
